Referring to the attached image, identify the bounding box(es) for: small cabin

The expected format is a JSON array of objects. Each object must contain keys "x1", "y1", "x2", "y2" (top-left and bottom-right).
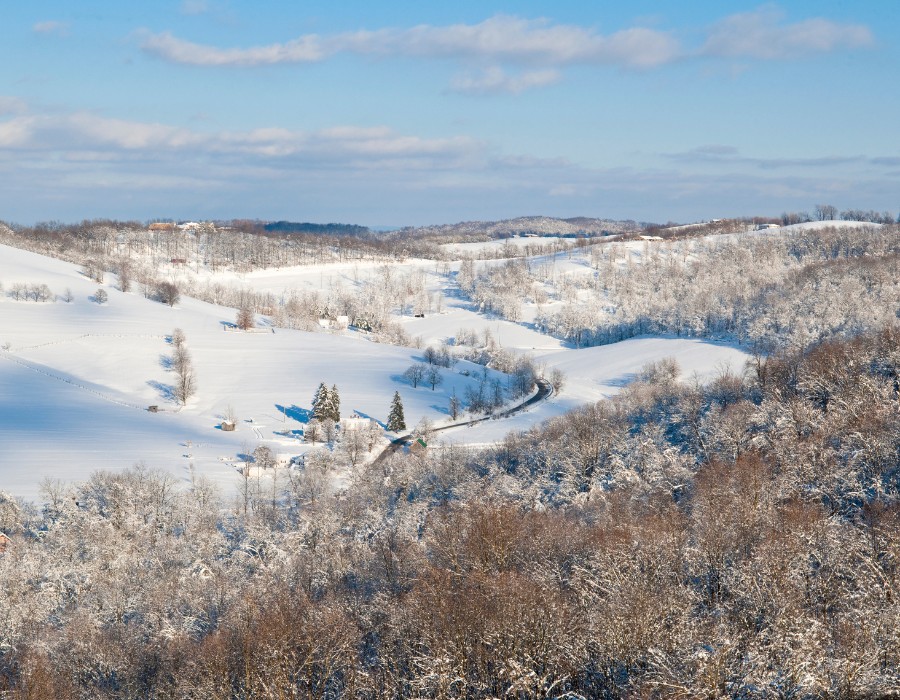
[
  {"x1": 221, "y1": 420, "x2": 236, "y2": 432},
  {"x1": 0, "y1": 533, "x2": 10, "y2": 554},
  {"x1": 409, "y1": 437, "x2": 428, "y2": 456}
]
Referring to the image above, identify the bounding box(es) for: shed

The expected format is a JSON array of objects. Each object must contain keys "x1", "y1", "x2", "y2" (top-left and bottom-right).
[
  {"x1": 410, "y1": 438, "x2": 428, "y2": 456},
  {"x1": 221, "y1": 420, "x2": 236, "y2": 432},
  {"x1": 0, "y1": 533, "x2": 10, "y2": 554}
]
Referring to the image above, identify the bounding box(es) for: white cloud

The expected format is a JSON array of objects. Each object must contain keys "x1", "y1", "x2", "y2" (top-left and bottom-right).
[
  {"x1": 135, "y1": 9, "x2": 875, "y2": 94},
  {"x1": 32, "y1": 20, "x2": 70, "y2": 37},
  {"x1": 701, "y1": 7, "x2": 874, "y2": 60},
  {"x1": 336, "y1": 16, "x2": 680, "y2": 68},
  {"x1": 139, "y1": 31, "x2": 326, "y2": 66},
  {"x1": 138, "y1": 14, "x2": 681, "y2": 73},
  {"x1": 0, "y1": 108, "x2": 480, "y2": 168},
  {"x1": 450, "y1": 66, "x2": 562, "y2": 95}
]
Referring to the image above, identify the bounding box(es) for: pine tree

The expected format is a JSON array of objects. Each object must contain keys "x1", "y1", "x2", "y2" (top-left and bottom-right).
[
  {"x1": 312, "y1": 382, "x2": 329, "y2": 422},
  {"x1": 329, "y1": 384, "x2": 341, "y2": 423},
  {"x1": 387, "y1": 391, "x2": 406, "y2": 432}
]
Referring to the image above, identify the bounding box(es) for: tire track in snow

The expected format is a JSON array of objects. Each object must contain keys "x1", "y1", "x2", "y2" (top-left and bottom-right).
[
  {"x1": 0, "y1": 351, "x2": 149, "y2": 411},
  {"x1": 14, "y1": 333, "x2": 166, "y2": 352}
]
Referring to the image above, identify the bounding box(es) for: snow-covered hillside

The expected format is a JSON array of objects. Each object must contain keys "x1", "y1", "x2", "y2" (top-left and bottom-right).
[
  {"x1": 0, "y1": 242, "x2": 752, "y2": 502},
  {"x1": 0, "y1": 245, "x2": 507, "y2": 500}
]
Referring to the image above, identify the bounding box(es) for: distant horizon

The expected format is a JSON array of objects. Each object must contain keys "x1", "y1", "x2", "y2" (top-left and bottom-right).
[{"x1": 3, "y1": 212, "x2": 813, "y2": 231}]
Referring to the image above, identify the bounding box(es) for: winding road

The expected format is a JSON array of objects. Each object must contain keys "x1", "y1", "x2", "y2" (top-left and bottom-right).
[{"x1": 371, "y1": 378, "x2": 553, "y2": 467}]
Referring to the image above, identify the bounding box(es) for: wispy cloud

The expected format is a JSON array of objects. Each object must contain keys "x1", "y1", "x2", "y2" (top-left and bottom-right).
[
  {"x1": 32, "y1": 20, "x2": 70, "y2": 37},
  {"x1": 664, "y1": 145, "x2": 875, "y2": 170},
  {"x1": 449, "y1": 67, "x2": 562, "y2": 95},
  {"x1": 138, "y1": 15, "x2": 681, "y2": 73},
  {"x1": 180, "y1": 0, "x2": 210, "y2": 16},
  {"x1": 136, "y1": 9, "x2": 874, "y2": 94},
  {"x1": 2, "y1": 101, "x2": 896, "y2": 224},
  {"x1": 0, "y1": 107, "x2": 481, "y2": 169},
  {"x1": 701, "y1": 7, "x2": 874, "y2": 60},
  {"x1": 139, "y1": 31, "x2": 326, "y2": 66}
]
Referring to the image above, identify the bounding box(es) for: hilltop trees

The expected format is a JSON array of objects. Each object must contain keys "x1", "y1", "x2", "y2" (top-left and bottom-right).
[{"x1": 387, "y1": 391, "x2": 406, "y2": 432}]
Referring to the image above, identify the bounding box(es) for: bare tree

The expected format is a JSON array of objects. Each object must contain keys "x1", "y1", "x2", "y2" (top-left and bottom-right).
[
  {"x1": 253, "y1": 445, "x2": 274, "y2": 470},
  {"x1": 426, "y1": 365, "x2": 444, "y2": 391},
  {"x1": 236, "y1": 307, "x2": 255, "y2": 330},
  {"x1": 404, "y1": 363, "x2": 427, "y2": 388},
  {"x1": 172, "y1": 341, "x2": 196, "y2": 405},
  {"x1": 156, "y1": 281, "x2": 180, "y2": 306},
  {"x1": 549, "y1": 367, "x2": 566, "y2": 393}
]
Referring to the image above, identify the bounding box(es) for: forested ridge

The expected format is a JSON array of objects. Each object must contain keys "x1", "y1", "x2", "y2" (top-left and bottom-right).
[{"x1": 1, "y1": 325, "x2": 899, "y2": 698}]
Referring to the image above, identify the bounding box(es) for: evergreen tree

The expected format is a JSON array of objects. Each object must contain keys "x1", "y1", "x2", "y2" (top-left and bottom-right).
[
  {"x1": 330, "y1": 384, "x2": 341, "y2": 423},
  {"x1": 312, "y1": 382, "x2": 329, "y2": 422},
  {"x1": 387, "y1": 391, "x2": 406, "y2": 432}
]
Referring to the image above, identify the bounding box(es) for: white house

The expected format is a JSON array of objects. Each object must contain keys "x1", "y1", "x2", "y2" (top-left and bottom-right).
[{"x1": 342, "y1": 415, "x2": 374, "y2": 432}]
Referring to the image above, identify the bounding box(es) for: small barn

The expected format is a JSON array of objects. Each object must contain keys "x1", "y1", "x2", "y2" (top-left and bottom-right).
[
  {"x1": 221, "y1": 420, "x2": 236, "y2": 431},
  {"x1": 0, "y1": 533, "x2": 10, "y2": 554},
  {"x1": 409, "y1": 437, "x2": 428, "y2": 456}
]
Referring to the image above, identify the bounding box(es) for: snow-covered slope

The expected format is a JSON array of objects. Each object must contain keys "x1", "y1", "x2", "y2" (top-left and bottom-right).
[
  {"x1": 0, "y1": 244, "x2": 503, "y2": 501},
  {"x1": 1, "y1": 242, "x2": 753, "y2": 502}
]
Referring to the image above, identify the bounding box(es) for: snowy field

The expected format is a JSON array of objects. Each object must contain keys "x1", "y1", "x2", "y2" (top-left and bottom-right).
[{"x1": 0, "y1": 242, "x2": 751, "y2": 503}]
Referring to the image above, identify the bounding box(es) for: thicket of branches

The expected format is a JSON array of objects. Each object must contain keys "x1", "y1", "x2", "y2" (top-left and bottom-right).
[
  {"x1": 459, "y1": 224, "x2": 900, "y2": 351},
  {"x1": 1, "y1": 325, "x2": 898, "y2": 698}
]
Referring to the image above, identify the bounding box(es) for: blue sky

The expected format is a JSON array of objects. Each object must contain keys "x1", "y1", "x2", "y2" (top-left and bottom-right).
[{"x1": 2, "y1": 1, "x2": 898, "y2": 226}]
